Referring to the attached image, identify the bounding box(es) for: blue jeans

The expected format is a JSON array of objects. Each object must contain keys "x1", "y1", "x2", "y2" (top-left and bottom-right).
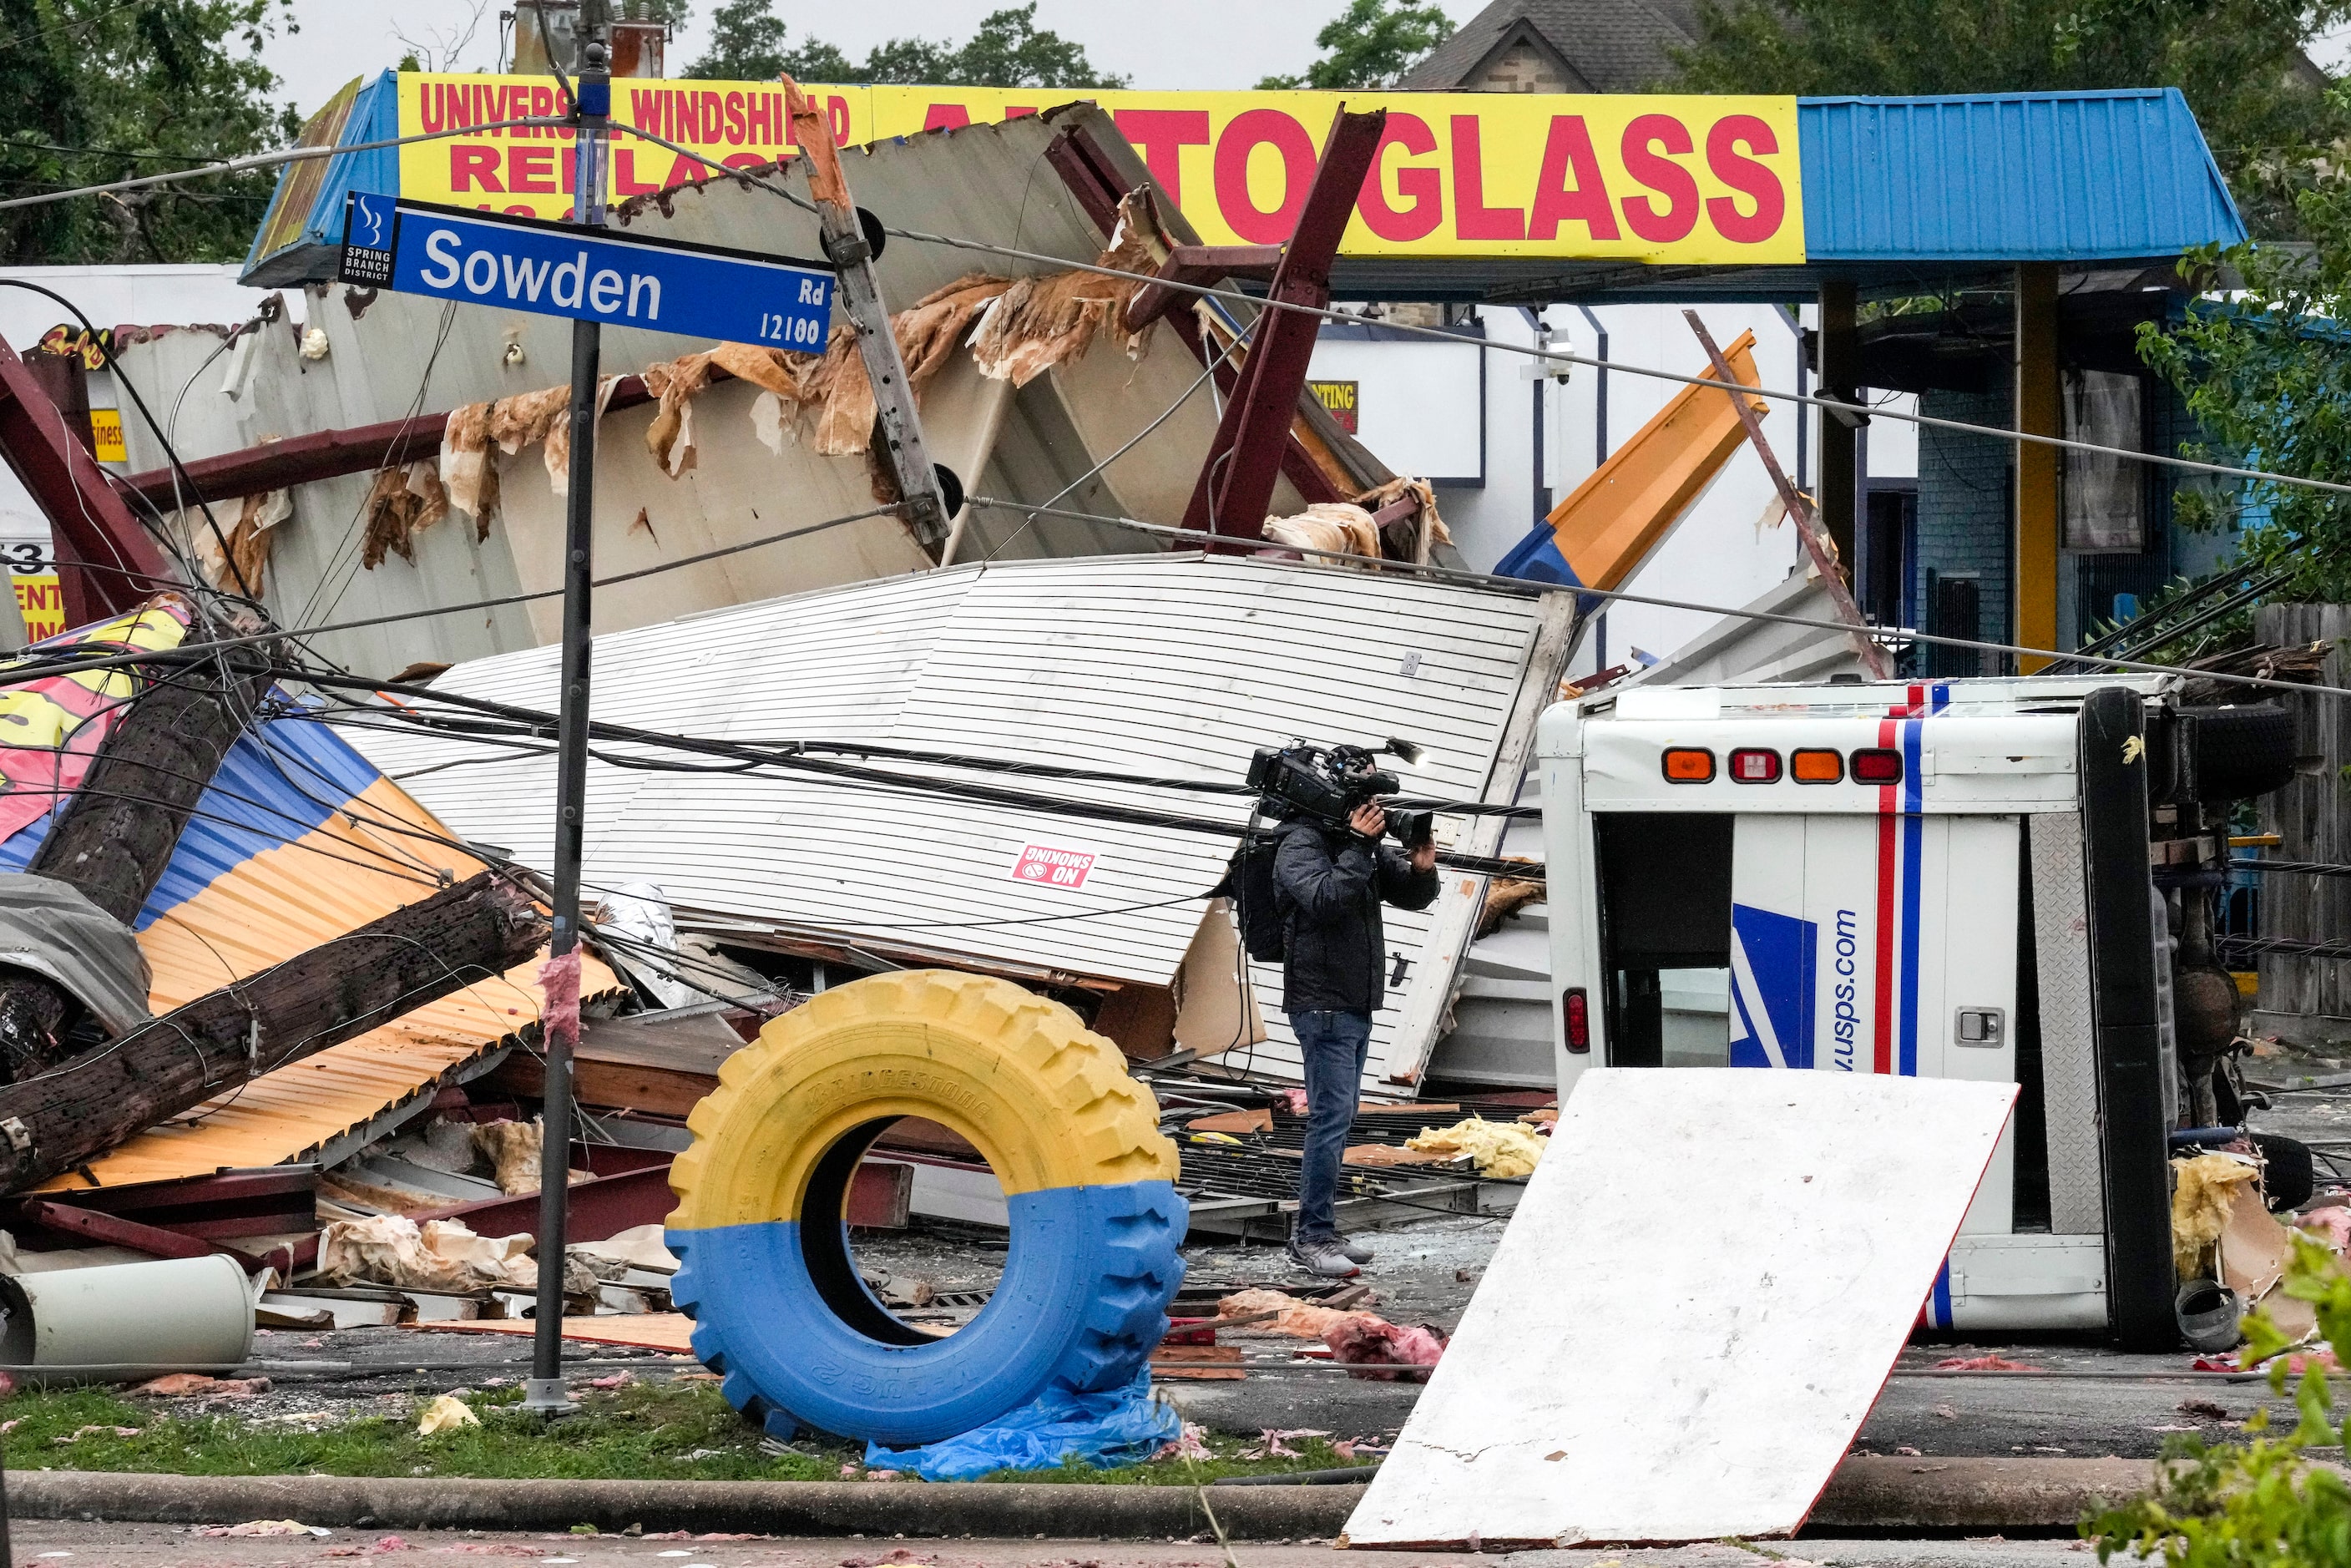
[{"x1": 1290, "y1": 1009, "x2": 1372, "y2": 1242}]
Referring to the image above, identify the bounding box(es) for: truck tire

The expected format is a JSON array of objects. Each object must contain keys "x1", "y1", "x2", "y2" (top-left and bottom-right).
[
  {"x1": 665, "y1": 970, "x2": 1186, "y2": 1446},
  {"x1": 2183, "y1": 705, "x2": 2298, "y2": 803}
]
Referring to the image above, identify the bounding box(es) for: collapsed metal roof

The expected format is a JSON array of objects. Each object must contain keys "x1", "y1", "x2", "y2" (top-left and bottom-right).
[{"x1": 341, "y1": 553, "x2": 1573, "y2": 1089}]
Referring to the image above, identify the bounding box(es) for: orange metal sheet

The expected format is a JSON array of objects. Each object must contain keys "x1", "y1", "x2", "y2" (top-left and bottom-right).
[
  {"x1": 1551, "y1": 330, "x2": 1767, "y2": 593},
  {"x1": 38, "y1": 776, "x2": 615, "y2": 1190}
]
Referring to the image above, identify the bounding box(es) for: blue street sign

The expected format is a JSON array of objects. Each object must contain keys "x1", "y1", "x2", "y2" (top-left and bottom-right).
[{"x1": 338, "y1": 193, "x2": 834, "y2": 350}]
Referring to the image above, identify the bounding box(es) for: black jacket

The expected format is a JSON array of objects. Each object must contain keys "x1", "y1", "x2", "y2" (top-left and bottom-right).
[{"x1": 1272, "y1": 819, "x2": 1441, "y2": 1016}]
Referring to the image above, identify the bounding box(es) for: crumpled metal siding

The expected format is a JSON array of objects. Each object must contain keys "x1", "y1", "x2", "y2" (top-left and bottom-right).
[
  {"x1": 1799, "y1": 89, "x2": 2247, "y2": 262},
  {"x1": 0, "y1": 873, "x2": 151, "y2": 1038},
  {"x1": 346, "y1": 555, "x2": 1553, "y2": 1082}
]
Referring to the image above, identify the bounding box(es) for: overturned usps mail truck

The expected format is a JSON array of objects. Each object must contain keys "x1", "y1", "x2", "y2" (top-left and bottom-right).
[{"x1": 1537, "y1": 674, "x2": 2302, "y2": 1348}]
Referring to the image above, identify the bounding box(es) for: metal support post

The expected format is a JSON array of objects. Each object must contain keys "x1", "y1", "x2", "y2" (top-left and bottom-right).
[
  {"x1": 1815, "y1": 280, "x2": 1861, "y2": 575},
  {"x1": 782, "y1": 78, "x2": 952, "y2": 557},
  {"x1": 523, "y1": 18, "x2": 610, "y2": 1421},
  {"x1": 2015, "y1": 262, "x2": 2062, "y2": 674}
]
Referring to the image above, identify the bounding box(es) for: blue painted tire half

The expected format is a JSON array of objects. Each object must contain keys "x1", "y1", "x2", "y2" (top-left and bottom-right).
[{"x1": 665, "y1": 971, "x2": 1187, "y2": 1446}]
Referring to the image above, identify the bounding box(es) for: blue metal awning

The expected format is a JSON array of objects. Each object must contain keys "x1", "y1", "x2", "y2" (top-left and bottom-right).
[
  {"x1": 243, "y1": 70, "x2": 401, "y2": 290},
  {"x1": 1798, "y1": 89, "x2": 2245, "y2": 264}
]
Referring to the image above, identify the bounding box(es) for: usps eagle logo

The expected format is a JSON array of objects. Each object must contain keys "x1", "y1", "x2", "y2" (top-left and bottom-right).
[{"x1": 1729, "y1": 903, "x2": 1818, "y2": 1070}]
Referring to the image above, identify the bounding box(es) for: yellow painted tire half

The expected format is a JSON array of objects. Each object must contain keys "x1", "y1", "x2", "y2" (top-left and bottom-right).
[{"x1": 665, "y1": 969, "x2": 1186, "y2": 1445}]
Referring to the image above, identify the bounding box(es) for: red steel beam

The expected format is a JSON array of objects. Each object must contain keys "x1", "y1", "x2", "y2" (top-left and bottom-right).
[
  {"x1": 1181, "y1": 107, "x2": 1386, "y2": 544},
  {"x1": 18, "y1": 1197, "x2": 263, "y2": 1271},
  {"x1": 0, "y1": 331, "x2": 174, "y2": 620},
  {"x1": 1044, "y1": 122, "x2": 1342, "y2": 513},
  {"x1": 124, "y1": 373, "x2": 667, "y2": 513}
]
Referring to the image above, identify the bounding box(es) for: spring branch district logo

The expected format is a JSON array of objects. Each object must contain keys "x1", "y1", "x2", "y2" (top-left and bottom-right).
[
  {"x1": 1010, "y1": 844, "x2": 1097, "y2": 892},
  {"x1": 340, "y1": 193, "x2": 397, "y2": 287},
  {"x1": 1729, "y1": 903, "x2": 1817, "y2": 1070}
]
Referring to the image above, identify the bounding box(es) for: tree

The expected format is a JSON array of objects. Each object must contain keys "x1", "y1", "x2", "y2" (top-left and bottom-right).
[
  {"x1": 1258, "y1": 0, "x2": 1454, "y2": 89},
  {"x1": 1666, "y1": 0, "x2": 2349, "y2": 235},
  {"x1": 2092, "y1": 1235, "x2": 2351, "y2": 1565},
  {"x1": 0, "y1": 0, "x2": 301, "y2": 266},
  {"x1": 684, "y1": 2, "x2": 1125, "y2": 88},
  {"x1": 2136, "y1": 196, "x2": 2351, "y2": 604}
]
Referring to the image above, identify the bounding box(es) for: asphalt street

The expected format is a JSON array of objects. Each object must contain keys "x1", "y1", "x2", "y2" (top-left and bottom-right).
[{"x1": 3, "y1": 1523, "x2": 2121, "y2": 1567}]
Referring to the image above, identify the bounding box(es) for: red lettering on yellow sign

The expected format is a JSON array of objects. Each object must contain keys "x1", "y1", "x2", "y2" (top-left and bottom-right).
[{"x1": 396, "y1": 78, "x2": 1803, "y2": 262}]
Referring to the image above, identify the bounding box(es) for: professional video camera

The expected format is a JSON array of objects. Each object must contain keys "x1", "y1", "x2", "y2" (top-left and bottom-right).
[{"x1": 1246, "y1": 739, "x2": 1433, "y2": 849}]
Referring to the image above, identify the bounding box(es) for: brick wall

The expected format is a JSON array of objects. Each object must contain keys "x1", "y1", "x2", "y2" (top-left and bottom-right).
[{"x1": 1915, "y1": 388, "x2": 2013, "y2": 668}]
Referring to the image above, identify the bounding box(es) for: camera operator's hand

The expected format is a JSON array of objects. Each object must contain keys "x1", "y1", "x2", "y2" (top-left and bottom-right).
[
  {"x1": 1347, "y1": 802, "x2": 1387, "y2": 840},
  {"x1": 1411, "y1": 839, "x2": 1438, "y2": 873}
]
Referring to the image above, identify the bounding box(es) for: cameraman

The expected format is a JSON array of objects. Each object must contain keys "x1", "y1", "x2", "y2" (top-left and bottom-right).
[{"x1": 1273, "y1": 799, "x2": 1439, "y2": 1279}]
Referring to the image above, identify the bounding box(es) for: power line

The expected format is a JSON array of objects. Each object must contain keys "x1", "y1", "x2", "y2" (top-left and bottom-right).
[
  {"x1": 0, "y1": 0, "x2": 149, "y2": 52},
  {"x1": 958, "y1": 497, "x2": 2351, "y2": 705},
  {"x1": 0, "y1": 115, "x2": 571, "y2": 215},
  {"x1": 0, "y1": 503, "x2": 900, "y2": 692}
]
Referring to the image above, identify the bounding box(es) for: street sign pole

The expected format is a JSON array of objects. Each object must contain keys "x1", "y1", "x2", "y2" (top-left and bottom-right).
[{"x1": 523, "y1": 23, "x2": 611, "y2": 1422}]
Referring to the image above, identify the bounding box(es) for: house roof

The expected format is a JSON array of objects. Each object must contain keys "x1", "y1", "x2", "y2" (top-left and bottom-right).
[{"x1": 1401, "y1": 0, "x2": 1702, "y2": 94}]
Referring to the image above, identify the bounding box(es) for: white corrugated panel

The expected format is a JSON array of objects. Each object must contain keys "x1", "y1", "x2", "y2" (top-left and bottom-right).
[{"x1": 348, "y1": 555, "x2": 1552, "y2": 1077}]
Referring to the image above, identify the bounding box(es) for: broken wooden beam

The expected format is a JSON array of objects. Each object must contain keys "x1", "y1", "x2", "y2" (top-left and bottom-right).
[{"x1": 0, "y1": 868, "x2": 548, "y2": 1194}]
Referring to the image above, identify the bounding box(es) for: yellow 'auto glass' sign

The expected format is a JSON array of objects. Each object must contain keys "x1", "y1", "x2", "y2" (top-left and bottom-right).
[{"x1": 396, "y1": 77, "x2": 1804, "y2": 265}]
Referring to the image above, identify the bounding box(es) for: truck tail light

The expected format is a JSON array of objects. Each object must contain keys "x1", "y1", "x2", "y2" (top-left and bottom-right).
[
  {"x1": 1661, "y1": 747, "x2": 1715, "y2": 782},
  {"x1": 1792, "y1": 747, "x2": 1843, "y2": 783},
  {"x1": 1563, "y1": 987, "x2": 1590, "y2": 1053},
  {"x1": 1729, "y1": 747, "x2": 1781, "y2": 783},
  {"x1": 1851, "y1": 747, "x2": 1904, "y2": 784}
]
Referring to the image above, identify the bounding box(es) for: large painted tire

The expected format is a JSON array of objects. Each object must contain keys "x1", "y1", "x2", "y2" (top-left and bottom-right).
[{"x1": 665, "y1": 970, "x2": 1186, "y2": 1446}]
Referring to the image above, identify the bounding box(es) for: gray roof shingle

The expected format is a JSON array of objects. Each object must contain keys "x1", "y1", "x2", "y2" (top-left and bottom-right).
[{"x1": 1401, "y1": 0, "x2": 1702, "y2": 93}]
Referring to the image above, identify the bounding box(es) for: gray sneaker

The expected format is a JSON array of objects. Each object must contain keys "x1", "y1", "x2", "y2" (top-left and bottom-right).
[
  {"x1": 1287, "y1": 1237, "x2": 1363, "y2": 1279},
  {"x1": 1335, "y1": 1233, "x2": 1374, "y2": 1265}
]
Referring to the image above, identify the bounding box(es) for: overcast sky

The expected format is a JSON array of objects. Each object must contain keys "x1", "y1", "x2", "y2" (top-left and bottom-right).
[{"x1": 256, "y1": 1, "x2": 1496, "y2": 109}]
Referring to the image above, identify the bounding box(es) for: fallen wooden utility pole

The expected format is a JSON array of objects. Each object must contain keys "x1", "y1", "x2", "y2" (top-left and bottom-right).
[
  {"x1": 25, "y1": 632, "x2": 279, "y2": 926},
  {"x1": 0, "y1": 867, "x2": 547, "y2": 1194},
  {"x1": 0, "y1": 620, "x2": 281, "y2": 1080}
]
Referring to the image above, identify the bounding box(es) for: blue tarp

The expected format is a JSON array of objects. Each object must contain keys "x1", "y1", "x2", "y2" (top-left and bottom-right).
[{"x1": 862, "y1": 1370, "x2": 1181, "y2": 1482}]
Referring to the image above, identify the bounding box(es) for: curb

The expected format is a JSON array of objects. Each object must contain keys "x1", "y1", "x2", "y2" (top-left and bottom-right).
[
  {"x1": 4, "y1": 1457, "x2": 2157, "y2": 1540},
  {"x1": 1812, "y1": 1456, "x2": 2156, "y2": 1530},
  {"x1": 5, "y1": 1472, "x2": 1355, "y2": 1540}
]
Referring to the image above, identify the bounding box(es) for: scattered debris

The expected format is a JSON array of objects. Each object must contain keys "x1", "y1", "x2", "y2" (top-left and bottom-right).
[
  {"x1": 1403, "y1": 1117, "x2": 1547, "y2": 1178},
  {"x1": 317, "y1": 1216, "x2": 536, "y2": 1293},
  {"x1": 199, "y1": 1520, "x2": 331, "y2": 1538},
  {"x1": 417, "y1": 1393, "x2": 481, "y2": 1434},
  {"x1": 1325, "y1": 1317, "x2": 1446, "y2": 1383},
  {"x1": 1216, "y1": 1288, "x2": 1377, "y2": 1339},
  {"x1": 127, "y1": 1373, "x2": 270, "y2": 1400}
]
